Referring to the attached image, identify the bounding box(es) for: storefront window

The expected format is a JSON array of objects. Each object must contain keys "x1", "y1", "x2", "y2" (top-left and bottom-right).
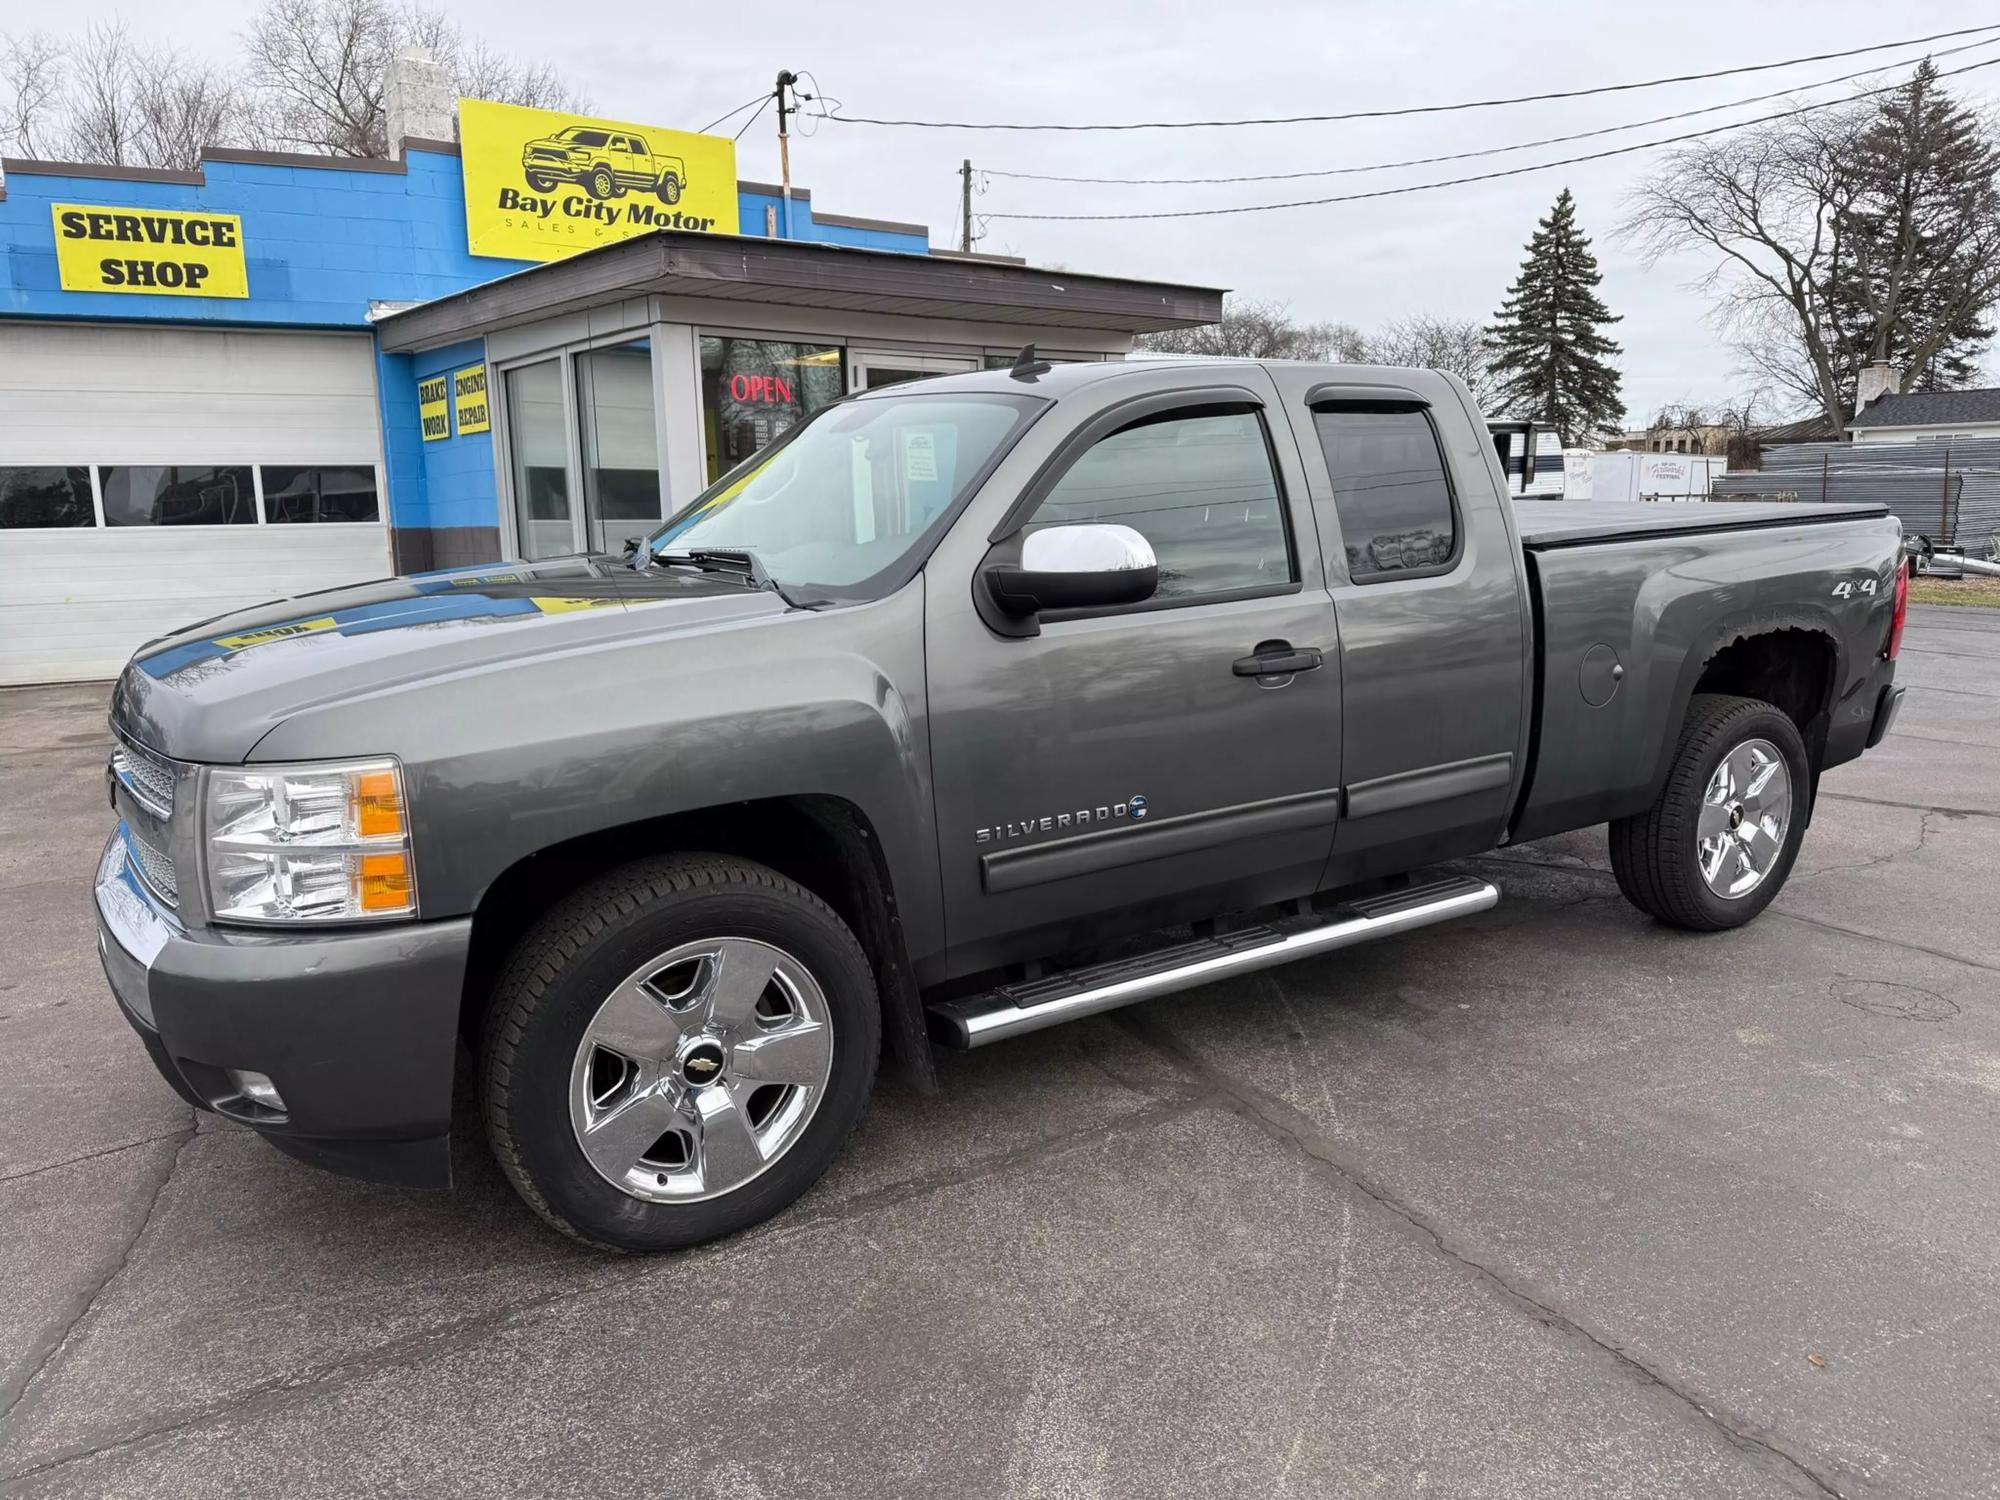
[
  {"x1": 505, "y1": 360, "x2": 574, "y2": 559},
  {"x1": 262, "y1": 466, "x2": 380, "y2": 523},
  {"x1": 0, "y1": 467, "x2": 92, "y2": 528},
  {"x1": 699, "y1": 336, "x2": 844, "y2": 482},
  {"x1": 575, "y1": 339, "x2": 660, "y2": 555},
  {"x1": 100, "y1": 466, "x2": 254, "y2": 526}
]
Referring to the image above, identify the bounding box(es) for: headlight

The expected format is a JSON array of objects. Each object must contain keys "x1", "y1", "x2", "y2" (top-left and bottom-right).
[{"x1": 205, "y1": 758, "x2": 416, "y2": 924}]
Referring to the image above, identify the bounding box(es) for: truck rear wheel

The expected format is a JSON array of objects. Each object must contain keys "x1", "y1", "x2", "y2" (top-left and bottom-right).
[
  {"x1": 656, "y1": 173, "x2": 682, "y2": 204},
  {"x1": 1609, "y1": 694, "x2": 1809, "y2": 931},
  {"x1": 479, "y1": 855, "x2": 879, "y2": 1252}
]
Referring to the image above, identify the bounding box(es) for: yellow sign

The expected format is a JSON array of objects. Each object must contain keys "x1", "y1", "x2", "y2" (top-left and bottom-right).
[
  {"x1": 418, "y1": 375, "x2": 451, "y2": 442},
  {"x1": 459, "y1": 98, "x2": 739, "y2": 263},
  {"x1": 453, "y1": 365, "x2": 491, "y2": 435},
  {"x1": 51, "y1": 202, "x2": 248, "y2": 298},
  {"x1": 214, "y1": 617, "x2": 336, "y2": 649}
]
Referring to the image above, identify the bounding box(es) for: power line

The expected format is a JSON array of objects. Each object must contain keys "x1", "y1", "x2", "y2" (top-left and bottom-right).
[
  {"x1": 732, "y1": 95, "x2": 768, "y2": 142},
  {"x1": 828, "y1": 22, "x2": 2000, "y2": 131},
  {"x1": 983, "y1": 53, "x2": 2000, "y2": 220},
  {"x1": 696, "y1": 92, "x2": 771, "y2": 136},
  {"x1": 981, "y1": 36, "x2": 2000, "y2": 186}
]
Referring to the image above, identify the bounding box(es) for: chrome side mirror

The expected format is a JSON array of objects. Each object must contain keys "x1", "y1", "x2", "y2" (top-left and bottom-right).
[{"x1": 981, "y1": 523, "x2": 1159, "y2": 619}]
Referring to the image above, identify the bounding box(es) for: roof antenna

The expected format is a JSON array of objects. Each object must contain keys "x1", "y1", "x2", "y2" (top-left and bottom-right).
[{"x1": 1009, "y1": 343, "x2": 1053, "y2": 382}]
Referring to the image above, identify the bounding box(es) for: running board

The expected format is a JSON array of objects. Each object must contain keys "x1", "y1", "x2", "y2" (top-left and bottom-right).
[{"x1": 928, "y1": 873, "x2": 1499, "y2": 1049}]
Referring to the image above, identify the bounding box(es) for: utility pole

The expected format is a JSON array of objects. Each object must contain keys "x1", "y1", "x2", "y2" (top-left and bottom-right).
[
  {"x1": 959, "y1": 159, "x2": 974, "y2": 253},
  {"x1": 775, "y1": 70, "x2": 798, "y2": 238}
]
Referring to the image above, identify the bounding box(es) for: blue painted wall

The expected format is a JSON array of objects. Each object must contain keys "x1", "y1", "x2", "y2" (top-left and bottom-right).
[{"x1": 0, "y1": 146, "x2": 932, "y2": 546}]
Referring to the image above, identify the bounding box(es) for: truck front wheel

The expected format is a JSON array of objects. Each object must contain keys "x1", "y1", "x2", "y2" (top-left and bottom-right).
[
  {"x1": 479, "y1": 855, "x2": 879, "y2": 1252},
  {"x1": 1609, "y1": 694, "x2": 1810, "y2": 931}
]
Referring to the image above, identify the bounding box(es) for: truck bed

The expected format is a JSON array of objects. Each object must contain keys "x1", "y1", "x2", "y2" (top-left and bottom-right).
[{"x1": 1513, "y1": 499, "x2": 1888, "y2": 548}]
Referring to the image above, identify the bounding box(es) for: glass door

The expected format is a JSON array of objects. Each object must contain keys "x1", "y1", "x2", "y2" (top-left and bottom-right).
[
  {"x1": 504, "y1": 360, "x2": 578, "y2": 559},
  {"x1": 848, "y1": 349, "x2": 978, "y2": 392},
  {"x1": 575, "y1": 338, "x2": 662, "y2": 555}
]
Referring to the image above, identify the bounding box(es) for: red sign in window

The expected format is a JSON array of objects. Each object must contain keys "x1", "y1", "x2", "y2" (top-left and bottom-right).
[{"x1": 728, "y1": 373, "x2": 795, "y2": 404}]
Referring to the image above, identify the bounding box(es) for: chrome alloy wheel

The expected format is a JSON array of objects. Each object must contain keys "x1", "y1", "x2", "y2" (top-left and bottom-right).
[
  {"x1": 1697, "y1": 738, "x2": 1792, "y2": 899},
  {"x1": 568, "y1": 938, "x2": 834, "y2": 1203}
]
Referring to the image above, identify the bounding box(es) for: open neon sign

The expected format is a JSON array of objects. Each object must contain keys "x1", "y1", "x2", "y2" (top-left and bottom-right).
[{"x1": 728, "y1": 373, "x2": 794, "y2": 404}]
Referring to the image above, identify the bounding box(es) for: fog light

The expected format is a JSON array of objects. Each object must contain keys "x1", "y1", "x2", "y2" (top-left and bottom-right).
[{"x1": 225, "y1": 1068, "x2": 285, "y2": 1112}]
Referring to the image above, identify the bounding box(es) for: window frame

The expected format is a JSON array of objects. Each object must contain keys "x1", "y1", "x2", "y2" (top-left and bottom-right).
[
  {"x1": 990, "y1": 387, "x2": 1302, "y2": 623},
  {"x1": 1309, "y1": 398, "x2": 1465, "y2": 588},
  {"x1": 0, "y1": 464, "x2": 99, "y2": 530}
]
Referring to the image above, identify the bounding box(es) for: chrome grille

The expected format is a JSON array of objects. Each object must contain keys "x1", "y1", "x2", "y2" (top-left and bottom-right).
[
  {"x1": 126, "y1": 824, "x2": 179, "y2": 907},
  {"x1": 111, "y1": 734, "x2": 176, "y2": 820}
]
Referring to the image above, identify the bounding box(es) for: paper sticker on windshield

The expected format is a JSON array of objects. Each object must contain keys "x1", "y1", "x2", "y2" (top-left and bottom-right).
[
  {"x1": 213, "y1": 617, "x2": 338, "y2": 649},
  {"x1": 904, "y1": 431, "x2": 939, "y2": 483}
]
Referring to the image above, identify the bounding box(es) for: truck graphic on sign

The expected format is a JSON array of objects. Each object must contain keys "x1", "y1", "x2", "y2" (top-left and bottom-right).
[{"x1": 521, "y1": 126, "x2": 687, "y2": 204}]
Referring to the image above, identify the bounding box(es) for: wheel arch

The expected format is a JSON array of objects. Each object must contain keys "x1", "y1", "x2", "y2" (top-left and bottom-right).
[
  {"x1": 1654, "y1": 615, "x2": 1843, "y2": 813},
  {"x1": 459, "y1": 794, "x2": 938, "y2": 1095}
]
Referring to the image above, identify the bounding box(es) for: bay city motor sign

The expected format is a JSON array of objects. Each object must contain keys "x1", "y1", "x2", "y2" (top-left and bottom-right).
[
  {"x1": 50, "y1": 203, "x2": 249, "y2": 297},
  {"x1": 460, "y1": 98, "x2": 740, "y2": 262}
]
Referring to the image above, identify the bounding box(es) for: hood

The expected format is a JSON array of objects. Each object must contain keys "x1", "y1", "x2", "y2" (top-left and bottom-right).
[{"x1": 113, "y1": 555, "x2": 788, "y2": 763}]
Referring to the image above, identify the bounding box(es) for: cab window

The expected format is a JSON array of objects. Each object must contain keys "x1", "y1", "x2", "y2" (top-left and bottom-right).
[
  {"x1": 1020, "y1": 407, "x2": 1294, "y2": 605},
  {"x1": 1312, "y1": 404, "x2": 1460, "y2": 583}
]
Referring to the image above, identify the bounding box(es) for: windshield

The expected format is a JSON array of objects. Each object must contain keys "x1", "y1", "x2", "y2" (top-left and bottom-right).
[{"x1": 649, "y1": 391, "x2": 1043, "y2": 596}]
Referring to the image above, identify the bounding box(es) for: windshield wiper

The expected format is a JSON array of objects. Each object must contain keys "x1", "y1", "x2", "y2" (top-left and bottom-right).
[{"x1": 649, "y1": 547, "x2": 804, "y2": 608}]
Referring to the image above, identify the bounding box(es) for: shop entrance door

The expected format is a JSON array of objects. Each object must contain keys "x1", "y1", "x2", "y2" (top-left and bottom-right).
[{"x1": 848, "y1": 350, "x2": 978, "y2": 392}]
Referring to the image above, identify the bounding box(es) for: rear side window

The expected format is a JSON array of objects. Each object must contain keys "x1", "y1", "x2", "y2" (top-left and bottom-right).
[
  {"x1": 1313, "y1": 406, "x2": 1458, "y2": 582},
  {"x1": 1023, "y1": 408, "x2": 1294, "y2": 603}
]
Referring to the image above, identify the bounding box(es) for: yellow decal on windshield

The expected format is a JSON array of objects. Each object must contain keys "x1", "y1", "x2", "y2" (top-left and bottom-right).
[
  {"x1": 528, "y1": 596, "x2": 622, "y2": 614},
  {"x1": 213, "y1": 617, "x2": 337, "y2": 649},
  {"x1": 460, "y1": 99, "x2": 739, "y2": 263}
]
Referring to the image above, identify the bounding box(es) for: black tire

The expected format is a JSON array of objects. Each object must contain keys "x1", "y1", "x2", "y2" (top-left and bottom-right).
[
  {"x1": 1609, "y1": 693, "x2": 1810, "y2": 932},
  {"x1": 586, "y1": 164, "x2": 615, "y2": 200},
  {"x1": 656, "y1": 173, "x2": 682, "y2": 205},
  {"x1": 479, "y1": 855, "x2": 879, "y2": 1252},
  {"x1": 525, "y1": 171, "x2": 556, "y2": 192}
]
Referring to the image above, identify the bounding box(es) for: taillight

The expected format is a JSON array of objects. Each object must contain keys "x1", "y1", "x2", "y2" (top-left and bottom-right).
[{"x1": 1886, "y1": 559, "x2": 1909, "y2": 660}]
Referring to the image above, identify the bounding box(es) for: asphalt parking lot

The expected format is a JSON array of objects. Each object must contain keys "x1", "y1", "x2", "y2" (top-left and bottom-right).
[{"x1": 1, "y1": 603, "x2": 1995, "y2": 1499}]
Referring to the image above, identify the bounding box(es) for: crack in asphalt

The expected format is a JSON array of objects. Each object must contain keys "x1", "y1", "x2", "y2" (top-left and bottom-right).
[
  {"x1": 1786, "y1": 810, "x2": 1939, "y2": 882},
  {"x1": 1818, "y1": 790, "x2": 1996, "y2": 821},
  {"x1": 1115, "y1": 1013, "x2": 1850, "y2": 1500},
  {"x1": 0, "y1": 1130, "x2": 198, "y2": 1187},
  {"x1": 0, "y1": 1092, "x2": 1209, "y2": 1486},
  {"x1": 1471, "y1": 850, "x2": 2000, "y2": 977},
  {"x1": 0, "y1": 1119, "x2": 196, "y2": 1442}
]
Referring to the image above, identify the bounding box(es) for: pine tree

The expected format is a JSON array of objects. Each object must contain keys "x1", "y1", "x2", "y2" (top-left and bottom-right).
[
  {"x1": 1484, "y1": 188, "x2": 1625, "y2": 444},
  {"x1": 1831, "y1": 58, "x2": 1999, "y2": 401}
]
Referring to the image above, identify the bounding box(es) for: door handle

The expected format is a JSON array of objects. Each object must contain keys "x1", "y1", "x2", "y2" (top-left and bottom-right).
[{"x1": 1233, "y1": 644, "x2": 1323, "y2": 677}]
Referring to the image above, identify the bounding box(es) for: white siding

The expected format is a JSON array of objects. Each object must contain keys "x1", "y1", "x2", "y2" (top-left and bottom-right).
[{"x1": 0, "y1": 324, "x2": 391, "y2": 685}]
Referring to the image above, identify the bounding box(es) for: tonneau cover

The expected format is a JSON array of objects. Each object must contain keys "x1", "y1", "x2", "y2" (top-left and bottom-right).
[{"x1": 1514, "y1": 499, "x2": 1888, "y2": 548}]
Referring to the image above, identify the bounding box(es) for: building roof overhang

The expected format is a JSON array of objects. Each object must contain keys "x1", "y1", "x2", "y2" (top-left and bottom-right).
[{"x1": 374, "y1": 229, "x2": 1225, "y2": 352}]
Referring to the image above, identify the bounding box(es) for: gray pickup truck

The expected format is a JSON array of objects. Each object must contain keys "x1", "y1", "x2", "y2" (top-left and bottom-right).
[{"x1": 95, "y1": 358, "x2": 1908, "y2": 1252}]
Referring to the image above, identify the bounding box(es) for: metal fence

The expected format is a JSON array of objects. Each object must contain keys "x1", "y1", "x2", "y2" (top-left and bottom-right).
[{"x1": 1710, "y1": 438, "x2": 2000, "y2": 549}]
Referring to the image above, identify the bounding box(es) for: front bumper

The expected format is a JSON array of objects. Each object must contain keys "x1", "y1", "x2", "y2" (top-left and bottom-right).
[{"x1": 95, "y1": 829, "x2": 472, "y2": 1189}]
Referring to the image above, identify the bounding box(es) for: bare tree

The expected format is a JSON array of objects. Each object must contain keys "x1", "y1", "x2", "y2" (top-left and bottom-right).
[
  {"x1": 7, "y1": 20, "x2": 243, "y2": 170},
  {"x1": 0, "y1": 31, "x2": 65, "y2": 158},
  {"x1": 244, "y1": 0, "x2": 585, "y2": 158},
  {"x1": 1138, "y1": 296, "x2": 1365, "y2": 361},
  {"x1": 63, "y1": 20, "x2": 143, "y2": 166},
  {"x1": 131, "y1": 47, "x2": 243, "y2": 169},
  {"x1": 1364, "y1": 314, "x2": 1500, "y2": 406},
  {"x1": 1625, "y1": 63, "x2": 2000, "y2": 432}
]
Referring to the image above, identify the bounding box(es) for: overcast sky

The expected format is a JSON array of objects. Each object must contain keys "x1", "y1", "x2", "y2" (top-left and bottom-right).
[{"x1": 29, "y1": 0, "x2": 2000, "y2": 420}]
